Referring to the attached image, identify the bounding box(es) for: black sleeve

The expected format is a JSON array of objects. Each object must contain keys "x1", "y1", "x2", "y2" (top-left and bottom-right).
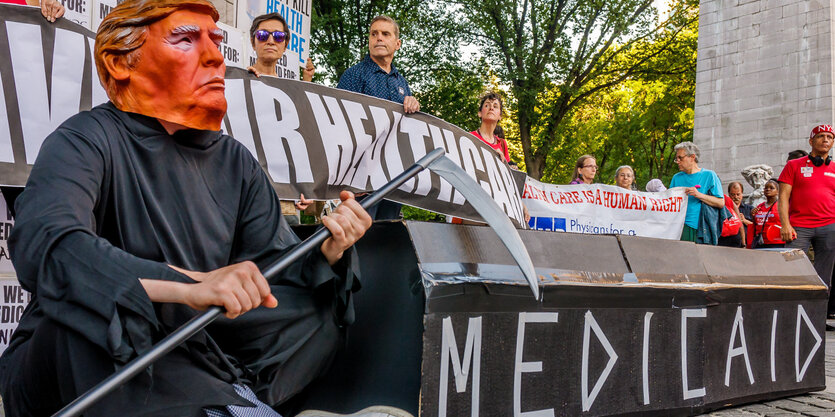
[
  {"x1": 230, "y1": 164, "x2": 361, "y2": 324},
  {"x1": 9, "y1": 126, "x2": 192, "y2": 363}
]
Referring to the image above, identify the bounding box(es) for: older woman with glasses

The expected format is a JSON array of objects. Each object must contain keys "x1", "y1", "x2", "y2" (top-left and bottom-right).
[
  {"x1": 615, "y1": 165, "x2": 636, "y2": 190},
  {"x1": 670, "y1": 141, "x2": 725, "y2": 243},
  {"x1": 570, "y1": 155, "x2": 597, "y2": 185},
  {"x1": 247, "y1": 12, "x2": 315, "y2": 81}
]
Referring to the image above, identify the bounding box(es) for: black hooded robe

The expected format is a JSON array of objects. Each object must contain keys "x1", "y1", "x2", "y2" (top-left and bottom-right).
[{"x1": 0, "y1": 102, "x2": 359, "y2": 417}]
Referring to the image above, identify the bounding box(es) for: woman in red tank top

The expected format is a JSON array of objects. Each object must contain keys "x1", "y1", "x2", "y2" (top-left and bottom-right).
[{"x1": 470, "y1": 91, "x2": 510, "y2": 163}]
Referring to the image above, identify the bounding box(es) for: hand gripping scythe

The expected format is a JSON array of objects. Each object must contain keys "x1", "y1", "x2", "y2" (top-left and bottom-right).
[{"x1": 53, "y1": 147, "x2": 539, "y2": 417}]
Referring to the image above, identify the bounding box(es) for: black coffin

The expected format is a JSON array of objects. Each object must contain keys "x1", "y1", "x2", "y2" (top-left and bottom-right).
[{"x1": 298, "y1": 221, "x2": 826, "y2": 417}]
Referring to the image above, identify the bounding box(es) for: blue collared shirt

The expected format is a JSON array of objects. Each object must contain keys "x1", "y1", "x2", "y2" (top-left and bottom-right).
[{"x1": 337, "y1": 55, "x2": 412, "y2": 104}]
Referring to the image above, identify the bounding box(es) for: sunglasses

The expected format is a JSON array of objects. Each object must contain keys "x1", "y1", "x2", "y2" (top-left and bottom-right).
[{"x1": 254, "y1": 30, "x2": 287, "y2": 43}]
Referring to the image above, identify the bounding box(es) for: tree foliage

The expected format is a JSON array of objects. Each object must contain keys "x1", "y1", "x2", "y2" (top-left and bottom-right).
[
  {"x1": 311, "y1": 0, "x2": 461, "y2": 86},
  {"x1": 450, "y1": 0, "x2": 699, "y2": 179},
  {"x1": 309, "y1": 0, "x2": 699, "y2": 190}
]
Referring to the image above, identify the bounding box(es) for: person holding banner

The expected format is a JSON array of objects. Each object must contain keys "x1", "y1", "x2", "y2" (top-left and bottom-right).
[
  {"x1": 337, "y1": 15, "x2": 419, "y2": 220},
  {"x1": 471, "y1": 92, "x2": 510, "y2": 162},
  {"x1": 247, "y1": 12, "x2": 315, "y2": 82},
  {"x1": 569, "y1": 155, "x2": 598, "y2": 185},
  {"x1": 246, "y1": 12, "x2": 320, "y2": 224},
  {"x1": 0, "y1": 1, "x2": 372, "y2": 416},
  {"x1": 669, "y1": 141, "x2": 725, "y2": 243},
  {"x1": 0, "y1": 0, "x2": 64, "y2": 22},
  {"x1": 337, "y1": 15, "x2": 420, "y2": 115},
  {"x1": 615, "y1": 165, "x2": 637, "y2": 190}
]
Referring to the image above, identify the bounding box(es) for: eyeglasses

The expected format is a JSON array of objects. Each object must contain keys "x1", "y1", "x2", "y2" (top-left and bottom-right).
[
  {"x1": 254, "y1": 30, "x2": 287, "y2": 43},
  {"x1": 674, "y1": 154, "x2": 691, "y2": 161},
  {"x1": 582, "y1": 165, "x2": 598, "y2": 170}
]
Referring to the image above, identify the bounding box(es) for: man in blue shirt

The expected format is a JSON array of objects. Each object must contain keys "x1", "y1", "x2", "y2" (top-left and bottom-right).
[
  {"x1": 337, "y1": 15, "x2": 420, "y2": 114},
  {"x1": 338, "y1": 15, "x2": 420, "y2": 219},
  {"x1": 669, "y1": 141, "x2": 725, "y2": 243}
]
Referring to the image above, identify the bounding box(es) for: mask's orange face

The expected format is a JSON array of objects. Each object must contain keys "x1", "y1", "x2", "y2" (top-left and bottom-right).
[{"x1": 114, "y1": 10, "x2": 226, "y2": 130}]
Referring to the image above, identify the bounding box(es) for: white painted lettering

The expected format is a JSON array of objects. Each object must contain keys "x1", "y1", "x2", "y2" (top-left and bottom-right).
[
  {"x1": 724, "y1": 306, "x2": 754, "y2": 386},
  {"x1": 305, "y1": 93, "x2": 353, "y2": 184},
  {"x1": 399, "y1": 117, "x2": 432, "y2": 196},
  {"x1": 250, "y1": 81, "x2": 313, "y2": 184},
  {"x1": 348, "y1": 107, "x2": 395, "y2": 190},
  {"x1": 581, "y1": 311, "x2": 619, "y2": 412},
  {"x1": 439, "y1": 316, "x2": 482, "y2": 417},
  {"x1": 681, "y1": 308, "x2": 707, "y2": 400},
  {"x1": 642, "y1": 312, "x2": 654, "y2": 405},
  {"x1": 514, "y1": 312, "x2": 558, "y2": 417},
  {"x1": 795, "y1": 304, "x2": 822, "y2": 382},
  {"x1": 223, "y1": 79, "x2": 258, "y2": 158}
]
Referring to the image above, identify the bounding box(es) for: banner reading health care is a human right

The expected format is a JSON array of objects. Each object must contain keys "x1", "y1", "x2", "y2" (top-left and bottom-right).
[{"x1": 522, "y1": 178, "x2": 688, "y2": 239}]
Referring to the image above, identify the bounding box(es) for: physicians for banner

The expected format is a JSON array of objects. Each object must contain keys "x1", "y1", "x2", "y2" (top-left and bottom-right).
[
  {"x1": 615, "y1": 165, "x2": 636, "y2": 191},
  {"x1": 669, "y1": 141, "x2": 725, "y2": 243},
  {"x1": 247, "y1": 12, "x2": 315, "y2": 81},
  {"x1": 0, "y1": 0, "x2": 64, "y2": 22},
  {"x1": 570, "y1": 155, "x2": 597, "y2": 185}
]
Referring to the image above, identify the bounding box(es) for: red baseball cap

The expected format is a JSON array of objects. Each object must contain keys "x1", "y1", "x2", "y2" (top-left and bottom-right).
[{"x1": 810, "y1": 124, "x2": 834, "y2": 139}]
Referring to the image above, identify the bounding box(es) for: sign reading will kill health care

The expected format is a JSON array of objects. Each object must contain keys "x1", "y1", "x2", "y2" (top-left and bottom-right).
[{"x1": 236, "y1": 0, "x2": 311, "y2": 65}]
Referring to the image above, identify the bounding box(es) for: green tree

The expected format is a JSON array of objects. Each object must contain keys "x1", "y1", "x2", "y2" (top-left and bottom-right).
[
  {"x1": 540, "y1": 21, "x2": 698, "y2": 188},
  {"x1": 451, "y1": 0, "x2": 699, "y2": 180},
  {"x1": 311, "y1": 0, "x2": 461, "y2": 86}
]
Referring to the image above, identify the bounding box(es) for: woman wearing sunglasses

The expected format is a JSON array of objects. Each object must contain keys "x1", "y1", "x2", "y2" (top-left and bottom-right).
[
  {"x1": 248, "y1": 13, "x2": 315, "y2": 81},
  {"x1": 248, "y1": 13, "x2": 318, "y2": 223}
]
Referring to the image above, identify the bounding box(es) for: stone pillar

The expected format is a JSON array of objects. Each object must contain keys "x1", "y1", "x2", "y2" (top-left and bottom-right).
[{"x1": 693, "y1": 0, "x2": 834, "y2": 190}]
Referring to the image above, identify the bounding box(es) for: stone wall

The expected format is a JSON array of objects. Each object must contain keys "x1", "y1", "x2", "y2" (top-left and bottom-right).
[{"x1": 693, "y1": 0, "x2": 834, "y2": 192}]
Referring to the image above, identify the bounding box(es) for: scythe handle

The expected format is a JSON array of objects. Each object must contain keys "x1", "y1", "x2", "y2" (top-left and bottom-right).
[{"x1": 53, "y1": 148, "x2": 447, "y2": 417}]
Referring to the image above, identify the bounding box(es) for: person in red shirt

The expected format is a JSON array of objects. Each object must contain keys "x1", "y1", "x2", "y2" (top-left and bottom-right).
[
  {"x1": 0, "y1": 0, "x2": 64, "y2": 22},
  {"x1": 718, "y1": 193, "x2": 744, "y2": 247},
  {"x1": 778, "y1": 124, "x2": 835, "y2": 315},
  {"x1": 471, "y1": 91, "x2": 511, "y2": 163},
  {"x1": 749, "y1": 179, "x2": 784, "y2": 248}
]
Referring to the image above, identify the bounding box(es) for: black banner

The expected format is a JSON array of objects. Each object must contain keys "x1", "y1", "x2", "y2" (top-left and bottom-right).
[{"x1": 0, "y1": 4, "x2": 526, "y2": 225}]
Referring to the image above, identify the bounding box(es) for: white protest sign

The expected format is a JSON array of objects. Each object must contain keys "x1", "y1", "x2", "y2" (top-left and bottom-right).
[
  {"x1": 217, "y1": 22, "x2": 246, "y2": 69},
  {"x1": 237, "y1": 0, "x2": 311, "y2": 65},
  {"x1": 59, "y1": 0, "x2": 92, "y2": 30},
  {"x1": 522, "y1": 178, "x2": 688, "y2": 240},
  {"x1": 90, "y1": 0, "x2": 116, "y2": 32},
  {"x1": 0, "y1": 190, "x2": 14, "y2": 275},
  {"x1": 0, "y1": 278, "x2": 29, "y2": 356}
]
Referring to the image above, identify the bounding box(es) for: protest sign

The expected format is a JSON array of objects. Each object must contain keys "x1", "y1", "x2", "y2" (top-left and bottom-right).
[
  {"x1": 0, "y1": 278, "x2": 28, "y2": 356},
  {"x1": 59, "y1": 0, "x2": 91, "y2": 30},
  {"x1": 0, "y1": 5, "x2": 527, "y2": 226},
  {"x1": 523, "y1": 178, "x2": 687, "y2": 239},
  {"x1": 217, "y1": 22, "x2": 246, "y2": 69},
  {"x1": 237, "y1": 0, "x2": 311, "y2": 66},
  {"x1": 90, "y1": 0, "x2": 117, "y2": 32},
  {"x1": 0, "y1": 189, "x2": 14, "y2": 275}
]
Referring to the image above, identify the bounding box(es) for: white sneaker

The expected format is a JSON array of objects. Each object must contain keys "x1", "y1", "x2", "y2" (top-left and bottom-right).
[{"x1": 295, "y1": 406, "x2": 414, "y2": 417}]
